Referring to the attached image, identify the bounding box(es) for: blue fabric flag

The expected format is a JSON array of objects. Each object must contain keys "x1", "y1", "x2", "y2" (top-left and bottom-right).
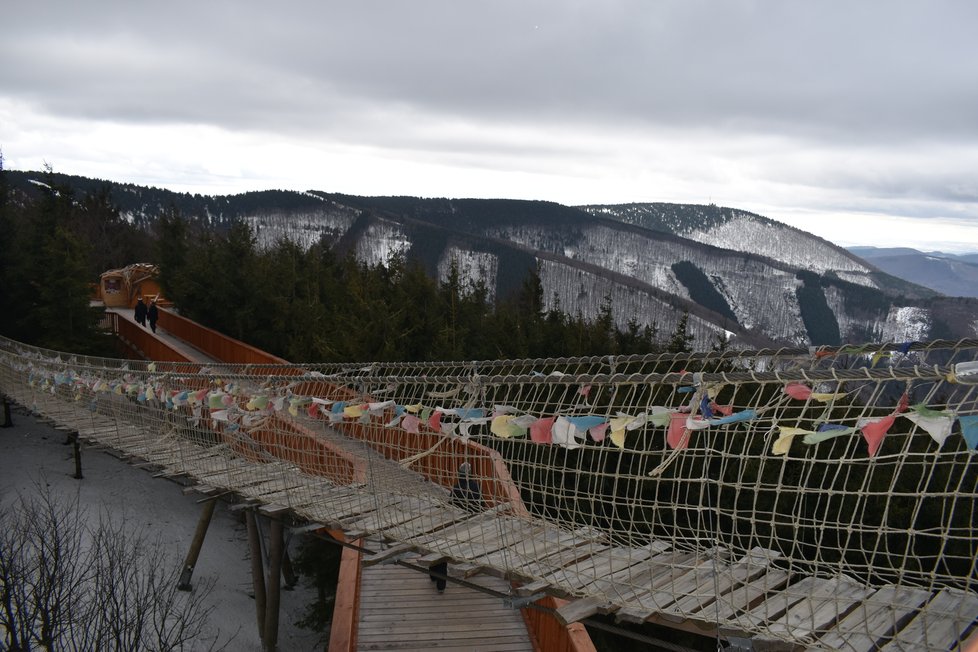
[
  {"x1": 566, "y1": 415, "x2": 606, "y2": 431},
  {"x1": 959, "y1": 415, "x2": 978, "y2": 450}
]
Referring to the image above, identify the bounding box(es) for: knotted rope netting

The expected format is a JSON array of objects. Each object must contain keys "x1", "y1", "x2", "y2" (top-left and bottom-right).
[{"x1": 2, "y1": 335, "x2": 976, "y2": 649}]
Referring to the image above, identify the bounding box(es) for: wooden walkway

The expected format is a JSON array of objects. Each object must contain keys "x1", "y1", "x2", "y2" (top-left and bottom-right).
[
  {"x1": 7, "y1": 390, "x2": 978, "y2": 651},
  {"x1": 105, "y1": 307, "x2": 219, "y2": 363},
  {"x1": 357, "y1": 546, "x2": 533, "y2": 652}
]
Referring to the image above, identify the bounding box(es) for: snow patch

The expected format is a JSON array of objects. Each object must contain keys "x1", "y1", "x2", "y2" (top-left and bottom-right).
[
  {"x1": 689, "y1": 213, "x2": 869, "y2": 274},
  {"x1": 881, "y1": 306, "x2": 931, "y2": 342}
]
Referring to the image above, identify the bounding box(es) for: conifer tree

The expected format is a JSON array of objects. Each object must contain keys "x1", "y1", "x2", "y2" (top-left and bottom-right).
[
  {"x1": 666, "y1": 309, "x2": 695, "y2": 353},
  {"x1": 154, "y1": 207, "x2": 190, "y2": 299},
  {"x1": 3, "y1": 171, "x2": 106, "y2": 352}
]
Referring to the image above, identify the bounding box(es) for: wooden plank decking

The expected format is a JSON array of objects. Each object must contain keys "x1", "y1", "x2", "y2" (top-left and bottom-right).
[{"x1": 357, "y1": 550, "x2": 533, "y2": 652}]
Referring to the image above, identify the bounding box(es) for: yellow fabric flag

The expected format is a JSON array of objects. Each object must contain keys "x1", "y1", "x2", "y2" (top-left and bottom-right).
[
  {"x1": 773, "y1": 426, "x2": 811, "y2": 455},
  {"x1": 344, "y1": 404, "x2": 365, "y2": 419},
  {"x1": 491, "y1": 414, "x2": 525, "y2": 438},
  {"x1": 811, "y1": 392, "x2": 847, "y2": 402}
]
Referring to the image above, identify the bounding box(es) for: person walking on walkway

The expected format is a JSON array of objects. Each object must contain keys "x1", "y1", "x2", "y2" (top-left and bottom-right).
[
  {"x1": 430, "y1": 462, "x2": 484, "y2": 593},
  {"x1": 147, "y1": 299, "x2": 159, "y2": 333},
  {"x1": 134, "y1": 296, "x2": 147, "y2": 327}
]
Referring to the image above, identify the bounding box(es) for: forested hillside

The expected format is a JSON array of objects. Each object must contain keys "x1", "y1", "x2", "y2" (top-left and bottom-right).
[
  {"x1": 0, "y1": 164, "x2": 694, "y2": 360},
  {"x1": 5, "y1": 166, "x2": 978, "y2": 356}
]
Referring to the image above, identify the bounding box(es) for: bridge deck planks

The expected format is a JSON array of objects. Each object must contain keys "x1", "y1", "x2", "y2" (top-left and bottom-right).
[
  {"x1": 756, "y1": 575, "x2": 875, "y2": 644},
  {"x1": 666, "y1": 547, "x2": 782, "y2": 619},
  {"x1": 816, "y1": 585, "x2": 932, "y2": 652},
  {"x1": 8, "y1": 384, "x2": 978, "y2": 652},
  {"x1": 471, "y1": 520, "x2": 584, "y2": 577},
  {"x1": 877, "y1": 587, "x2": 978, "y2": 652}
]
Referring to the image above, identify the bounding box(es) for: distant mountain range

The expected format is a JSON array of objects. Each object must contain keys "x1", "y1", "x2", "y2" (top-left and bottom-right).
[
  {"x1": 6, "y1": 170, "x2": 977, "y2": 349},
  {"x1": 846, "y1": 247, "x2": 978, "y2": 299}
]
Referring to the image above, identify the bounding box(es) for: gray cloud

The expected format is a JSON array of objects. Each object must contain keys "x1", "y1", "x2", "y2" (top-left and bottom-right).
[
  {"x1": 2, "y1": 1, "x2": 977, "y2": 250},
  {"x1": 6, "y1": 1, "x2": 978, "y2": 139}
]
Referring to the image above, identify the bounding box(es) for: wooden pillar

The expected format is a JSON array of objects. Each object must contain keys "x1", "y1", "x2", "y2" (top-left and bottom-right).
[
  {"x1": 245, "y1": 509, "x2": 267, "y2": 643},
  {"x1": 263, "y1": 516, "x2": 285, "y2": 652},
  {"x1": 281, "y1": 548, "x2": 298, "y2": 589},
  {"x1": 177, "y1": 498, "x2": 217, "y2": 590},
  {"x1": 70, "y1": 432, "x2": 83, "y2": 479},
  {"x1": 1, "y1": 394, "x2": 11, "y2": 427}
]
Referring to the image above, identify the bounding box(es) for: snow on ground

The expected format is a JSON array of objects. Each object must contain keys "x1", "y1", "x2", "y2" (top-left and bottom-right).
[{"x1": 0, "y1": 409, "x2": 324, "y2": 652}]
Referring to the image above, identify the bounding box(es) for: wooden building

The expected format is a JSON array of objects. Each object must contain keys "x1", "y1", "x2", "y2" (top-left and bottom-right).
[{"x1": 98, "y1": 263, "x2": 164, "y2": 308}]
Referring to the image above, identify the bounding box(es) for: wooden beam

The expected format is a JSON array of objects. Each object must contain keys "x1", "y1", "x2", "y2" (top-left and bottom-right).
[
  {"x1": 245, "y1": 509, "x2": 266, "y2": 643},
  {"x1": 362, "y1": 543, "x2": 414, "y2": 567},
  {"x1": 177, "y1": 497, "x2": 217, "y2": 591},
  {"x1": 263, "y1": 516, "x2": 284, "y2": 652},
  {"x1": 555, "y1": 597, "x2": 606, "y2": 625}
]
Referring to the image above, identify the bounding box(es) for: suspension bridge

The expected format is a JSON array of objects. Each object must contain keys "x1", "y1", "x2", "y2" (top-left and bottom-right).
[{"x1": 1, "y1": 304, "x2": 976, "y2": 651}]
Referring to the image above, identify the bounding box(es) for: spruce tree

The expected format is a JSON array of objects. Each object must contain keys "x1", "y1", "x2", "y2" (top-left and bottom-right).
[{"x1": 666, "y1": 309, "x2": 695, "y2": 353}]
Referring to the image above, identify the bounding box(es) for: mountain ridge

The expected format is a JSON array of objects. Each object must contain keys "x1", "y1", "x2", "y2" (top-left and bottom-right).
[
  {"x1": 847, "y1": 246, "x2": 978, "y2": 299},
  {"x1": 6, "y1": 170, "x2": 976, "y2": 349}
]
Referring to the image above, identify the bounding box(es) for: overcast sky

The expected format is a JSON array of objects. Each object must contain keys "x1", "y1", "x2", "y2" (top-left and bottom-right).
[{"x1": 2, "y1": 1, "x2": 977, "y2": 253}]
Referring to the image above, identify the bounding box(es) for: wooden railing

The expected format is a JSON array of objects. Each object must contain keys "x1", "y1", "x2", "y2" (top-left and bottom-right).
[
  {"x1": 157, "y1": 308, "x2": 289, "y2": 365},
  {"x1": 111, "y1": 312, "x2": 195, "y2": 363}
]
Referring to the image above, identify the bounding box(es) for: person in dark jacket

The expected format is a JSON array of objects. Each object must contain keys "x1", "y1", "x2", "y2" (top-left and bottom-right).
[
  {"x1": 430, "y1": 462, "x2": 483, "y2": 593},
  {"x1": 147, "y1": 299, "x2": 159, "y2": 333},
  {"x1": 134, "y1": 297, "x2": 147, "y2": 326}
]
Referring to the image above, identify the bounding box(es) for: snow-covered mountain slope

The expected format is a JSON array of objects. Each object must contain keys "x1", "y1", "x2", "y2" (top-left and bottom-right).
[{"x1": 580, "y1": 203, "x2": 874, "y2": 278}]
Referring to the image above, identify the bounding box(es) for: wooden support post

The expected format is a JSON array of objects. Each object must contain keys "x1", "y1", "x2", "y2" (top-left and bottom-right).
[
  {"x1": 70, "y1": 432, "x2": 83, "y2": 479},
  {"x1": 1, "y1": 394, "x2": 12, "y2": 427},
  {"x1": 245, "y1": 509, "x2": 267, "y2": 643},
  {"x1": 177, "y1": 498, "x2": 217, "y2": 590},
  {"x1": 281, "y1": 548, "x2": 297, "y2": 589},
  {"x1": 263, "y1": 516, "x2": 285, "y2": 652}
]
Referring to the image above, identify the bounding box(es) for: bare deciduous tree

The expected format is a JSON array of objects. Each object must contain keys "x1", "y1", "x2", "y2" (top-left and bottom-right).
[{"x1": 0, "y1": 484, "x2": 232, "y2": 651}]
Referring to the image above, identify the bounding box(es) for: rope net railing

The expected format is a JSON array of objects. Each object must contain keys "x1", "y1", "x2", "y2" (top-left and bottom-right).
[{"x1": 1, "y1": 334, "x2": 976, "y2": 649}]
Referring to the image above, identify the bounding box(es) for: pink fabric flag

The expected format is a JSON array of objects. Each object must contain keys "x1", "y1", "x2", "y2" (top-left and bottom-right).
[
  {"x1": 784, "y1": 383, "x2": 812, "y2": 400},
  {"x1": 896, "y1": 392, "x2": 910, "y2": 414},
  {"x1": 589, "y1": 422, "x2": 609, "y2": 442},
  {"x1": 428, "y1": 410, "x2": 443, "y2": 432},
  {"x1": 529, "y1": 417, "x2": 555, "y2": 443},
  {"x1": 667, "y1": 412, "x2": 690, "y2": 449},
  {"x1": 401, "y1": 414, "x2": 421, "y2": 434},
  {"x1": 860, "y1": 415, "x2": 896, "y2": 457}
]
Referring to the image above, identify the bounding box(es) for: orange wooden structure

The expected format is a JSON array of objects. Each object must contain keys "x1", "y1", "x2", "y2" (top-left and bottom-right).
[{"x1": 98, "y1": 263, "x2": 165, "y2": 308}]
